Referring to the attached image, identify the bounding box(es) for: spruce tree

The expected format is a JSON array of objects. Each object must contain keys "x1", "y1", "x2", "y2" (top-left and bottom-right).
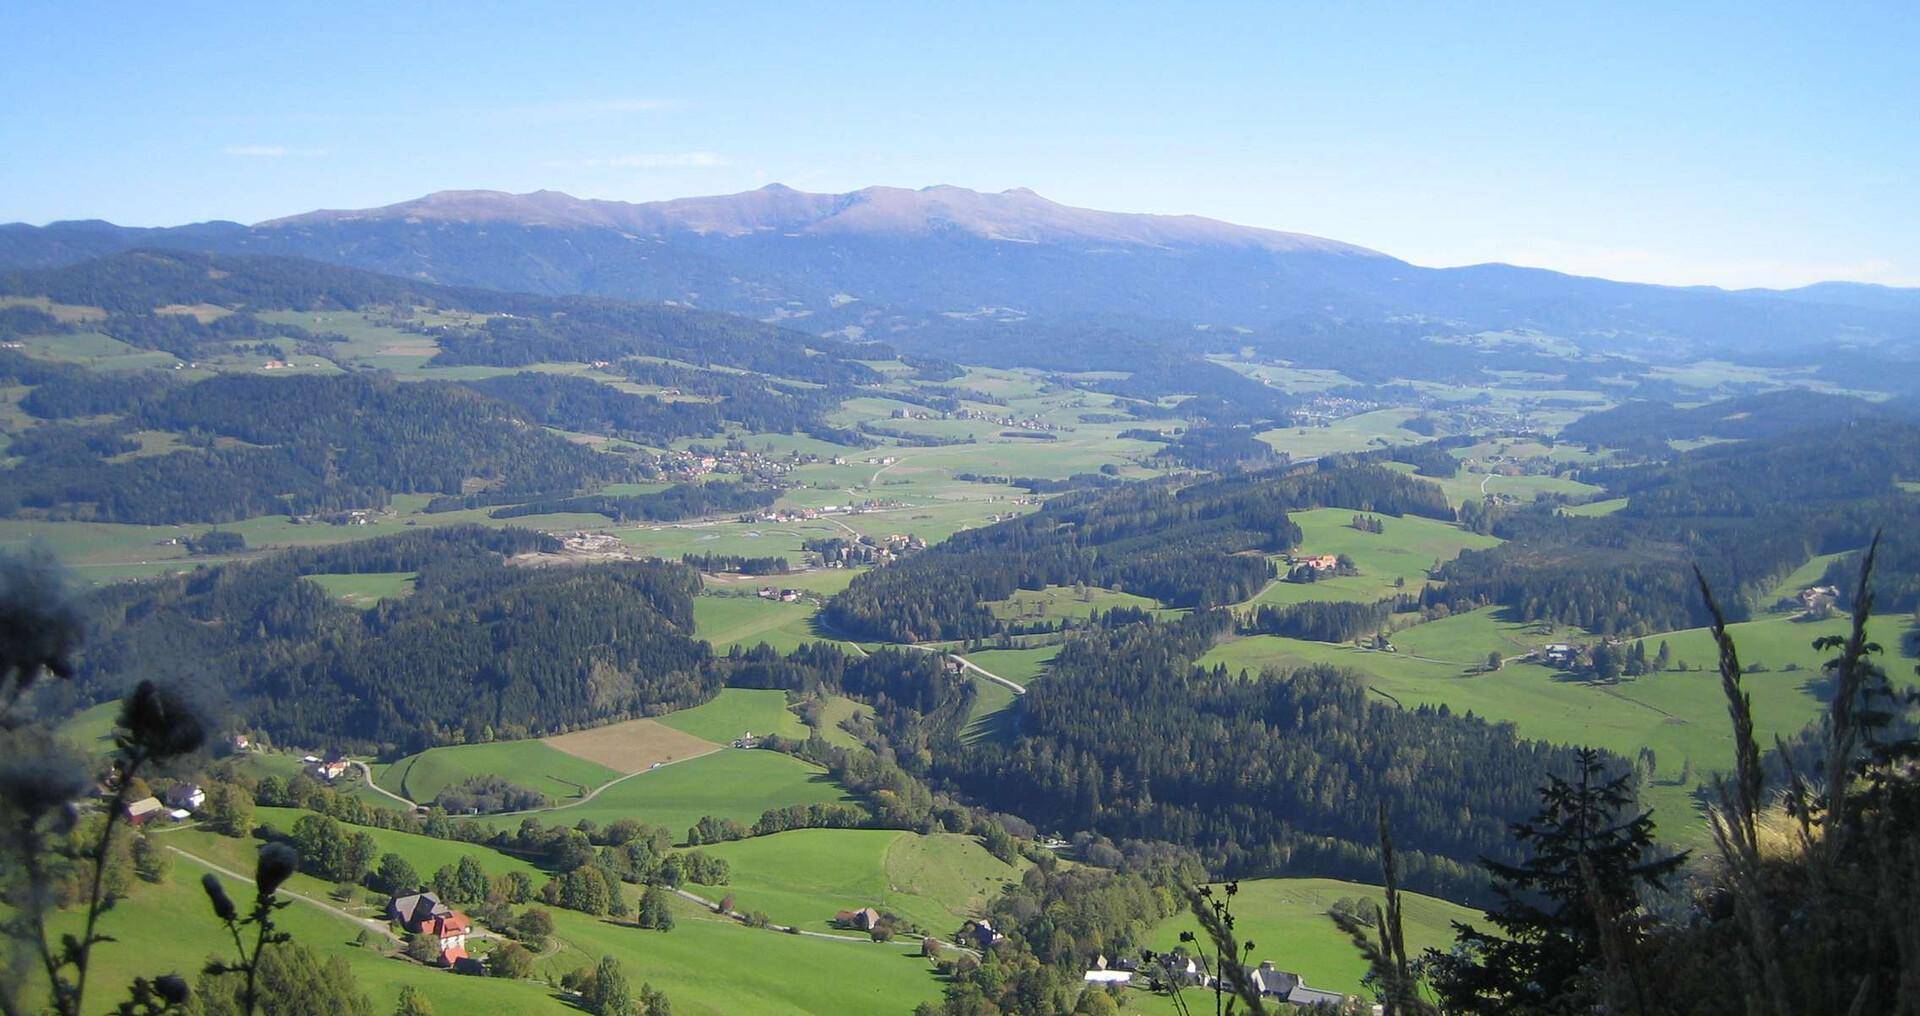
[{"x1": 1429, "y1": 748, "x2": 1685, "y2": 1014}]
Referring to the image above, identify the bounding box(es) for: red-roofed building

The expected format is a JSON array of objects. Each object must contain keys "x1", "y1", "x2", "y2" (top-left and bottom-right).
[{"x1": 387, "y1": 891, "x2": 472, "y2": 965}]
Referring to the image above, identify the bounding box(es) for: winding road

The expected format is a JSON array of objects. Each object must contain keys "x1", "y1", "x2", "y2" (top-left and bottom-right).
[
  {"x1": 349, "y1": 761, "x2": 417, "y2": 809},
  {"x1": 902, "y1": 644, "x2": 1026, "y2": 695}
]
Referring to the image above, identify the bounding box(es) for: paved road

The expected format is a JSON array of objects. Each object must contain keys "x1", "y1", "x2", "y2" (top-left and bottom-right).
[
  {"x1": 902, "y1": 645, "x2": 1026, "y2": 695},
  {"x1": 487, "y1": 746, "x2": 727, "y2": 820},
  {"x1": 348, "y1": 761, "x2": 418, "y2": 809},
  {"x1": 670, "y1": 886, "x2": 978, "y2": 956}
]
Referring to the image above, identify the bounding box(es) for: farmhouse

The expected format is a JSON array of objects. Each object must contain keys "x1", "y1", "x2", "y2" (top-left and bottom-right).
[
  {"x1": 966, "y1": 918, "x2": 1006, "y2": 950},
  {"x1": 1249, "y1": 961, "x2": 1347, "y2": 1008},
  {"x1": 1298, "y1": 554, "x2": 1341, "y2": 573},
  {"x1": 163, "y1": 782, "x2": 206, "y2": 811},
  {"x1": 834, "y1": 906, "x2": 883, "y2": 931},
  {"x1": 387, "y1": 891, "x2": 472, "y2": 966},
  {"x1": 124, "y1": 796, "x2": 167, "y2": 826},
  {"x1": 1797, "y1": 585, "x2": 1840, "y2": 611}
]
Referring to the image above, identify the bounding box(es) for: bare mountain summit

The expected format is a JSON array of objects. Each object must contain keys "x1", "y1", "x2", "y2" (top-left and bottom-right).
[{"x1": 262, "y1": 183, "x2": 1382, "y2": 256}]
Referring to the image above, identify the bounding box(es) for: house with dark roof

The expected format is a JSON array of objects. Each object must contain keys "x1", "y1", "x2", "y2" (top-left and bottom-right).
[
  {"x1": 387, "y1": 891, "x2": 472, "y2": 966},
  {"x1": 163, "y1": 782, "x2": 206, "y2": 811},
  {"x1": 1249, "y1": 961, "x2": 1348, "y2": 1008},
  {"x1": 834, "y1": 906, "x2": 883, "y2": 931},
  {"x1": 967, "y1": 918, "x2": 1006, "y2": 951}
]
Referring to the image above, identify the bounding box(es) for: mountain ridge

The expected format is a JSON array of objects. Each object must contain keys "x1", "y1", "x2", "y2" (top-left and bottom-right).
[{"x1": 258, "y1": 183, "x2": 1387, "y2": 257}]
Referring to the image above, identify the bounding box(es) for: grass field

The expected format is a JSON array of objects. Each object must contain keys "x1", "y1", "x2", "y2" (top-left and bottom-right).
[
  {"x1": 688, "y1": 828, "x2": 1024, "y2": 936},
  {"x1": 1201, "y1": 607, "x2": 1917, "y2": 845},
  {"x1": 1257, "y1": 409, "x2": 1426, "y2": 458},
  {"x1": 477, "y1": 748, "x2": 856, "y2": 840},
  {"x1": 693, "y1": 594, "x2": 843, "y2": 653},
  {"x1": 1141, "y1": 877, "x2": 1480, "y2": 999},
  {"x1": 654, "y1": 688, "x2": 809, "y2": 743},
  {"x1": 55, "y1": 812, "x2": 946, "y2": 1015},
  {"x1": 543, "y1": 717, "x2": 719, "y2": 773},
  {"x1": 813, "y1": 694, "x2": 873, "y2": 749},
  {"x1": 987, "y1": 584, "x2": 1169, "y2": 624},
  {"x1": 57, "y1": 700, "x2": 120, "y2": 755},
  {"x1": 962, "y1": 646, "x2": 1058, "y2": 685},
  {"x1": 304, "y1": 571, "x2": 417, "y2": 607},
  {"x1": 374, "y1": 740, "x2": 621, "y2": 805},
  {"x1": 1242, "y1": 508, "x2": 1499, "y2": 609},
  {"x1": 961, "y1": 676, "x2": 1019, "y2": 744},
  {"x1": 41, "y1": 846, "x2": 566, "y2": 1016}
]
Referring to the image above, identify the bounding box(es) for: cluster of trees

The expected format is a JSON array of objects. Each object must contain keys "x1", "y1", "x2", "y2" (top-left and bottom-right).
[
  {"x1": 431, "y1": 775, "x2": 550, "y2": 814},
  {"x1": 680, "y1": 552, "x2": 789, "y2": 575},
  {"x1": 1148, "y1": 425, "x2": 1281, "y2": 471},
  {"x1": 928, "y1": 851, "x2": 1195, "y2": 1015},
  {"x1": 1242, "y1": 596, "x2": 1408, "y2": 642},
  {"x1": 825, "y1": 463, "x2": 1451, "y2": 642}
]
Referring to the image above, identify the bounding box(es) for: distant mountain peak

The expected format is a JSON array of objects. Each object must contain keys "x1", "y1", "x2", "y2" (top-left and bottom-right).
[{"x1": 259, "y1": 184, "x2": 1384, "y2": 255}]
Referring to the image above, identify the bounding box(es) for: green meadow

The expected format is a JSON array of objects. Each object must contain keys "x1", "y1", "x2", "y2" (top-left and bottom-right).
[
  {"x1": 962, "y1": 646, "x2": 1058, "y2": 685},
  {"x1": 478, "y1": 748, "x2": 854, "y2": 840},
  {"x1": 304, "y1": 570, "x2": 417, "y2": 607},
  {"x1": 1141, "y1": 877, "x2": 1480, "y2": 999},
  {"x1": 374, "y1": 739, "x2": 621, "y2": 805},
  {"x1": 693, "y1": 593, "x2": 841, "y2": 653},
  {"x1": 1257, "y1": 409, "x2": 1426, "y2": 458},
  {"x1": 689, "y1": 828, "x2": 1024, "y2": 936},
  {"x1": 961, "y1": 676, "x2": 1020, "y2": 744},
  {"x1": 1242, "y1": 507, "x2": 1499, "y2": 609},
  {"x1": 1201, "y1": 606, "x2": 1917, "y2": 845},
  {"x1": 987, "y1": 584, "x2": 1169, "y2": 625},
  {"x1": 812, "y1": 694, "x2": 874, "y2": 749},
  {"x1": 66, "y1": 814, "x2": 945, "y2": 1015},
  {"x1": 654, "y1": 688, "x2": 809, "y2": 743}
]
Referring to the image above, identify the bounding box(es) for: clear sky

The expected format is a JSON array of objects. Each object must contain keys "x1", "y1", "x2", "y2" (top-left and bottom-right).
[{"x1": 3, "y1": 1, "x2": 1915, "y2": 288}]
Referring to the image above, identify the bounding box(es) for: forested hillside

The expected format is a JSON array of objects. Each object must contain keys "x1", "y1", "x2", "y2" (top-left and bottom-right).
[
  {"x1": 824, "y1": 463, "x2": 1454, "y2": 641},
  {"x1": 67, "y1": 527, "x2": 713, "y2": 747},
  {"x1": 1, "y1": 372, "x2": 636, "y2": 523},
  {"x1": 933, "y1": 610, "x2": 1590, "y2": 902},
  {"x1": 1429, "y1": 423, "x2": 1920, "y2": 630}
]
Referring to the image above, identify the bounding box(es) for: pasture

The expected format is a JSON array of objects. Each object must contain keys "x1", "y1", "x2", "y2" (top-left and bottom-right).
[
  {"x1": 1257, "y1": 409, "x2": 1426, "y2": 458},
  {"x1": 70, "y1": 811, "x2": 945, "y2": 1015},
  {"x1": 653, "y1": 688, "x2": 809, "y2": 743},
  {"x1": 961, "y1": 675, "x2": 1019, "y2": 744},
  {"x1": 304, "y1": 570, "x2": 417, "y2": 607},
  {"x1": 543, "y1": 717, "x2": 719, "y2": 774},
  {"x1": 688, "y1": 827, "x2": 1024, "y2": 936},
  {"x1": 1242, "y1": 508, "x2": 1499, "y2": 609},
  {"x1": 374, "y1": 739, "x2": 620, "y2": 806},
  {"x1": 987, "y1": 584, "x2": 1169, "y2": 625},
  {"x1": 693, "y1": 593, "x2": 836, "y2": 653},
  {"x1": 477, "y1": 748, "x2": 855, "y2": 840},
  {"x1": 962, "y1": 646, "x2": 1057, "y2": 685},
  {"x1": 1201, "y1": 606, "x2": 1917, "y2": 845},
  {"x1": 1141, "y1": 877, "x2": 1480, "y2": 999}
]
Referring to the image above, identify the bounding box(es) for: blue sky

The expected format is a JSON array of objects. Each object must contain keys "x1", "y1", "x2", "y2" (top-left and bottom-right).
[{"x1": 3, "y1": 1, "x2": 1915, "y2": 288}]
